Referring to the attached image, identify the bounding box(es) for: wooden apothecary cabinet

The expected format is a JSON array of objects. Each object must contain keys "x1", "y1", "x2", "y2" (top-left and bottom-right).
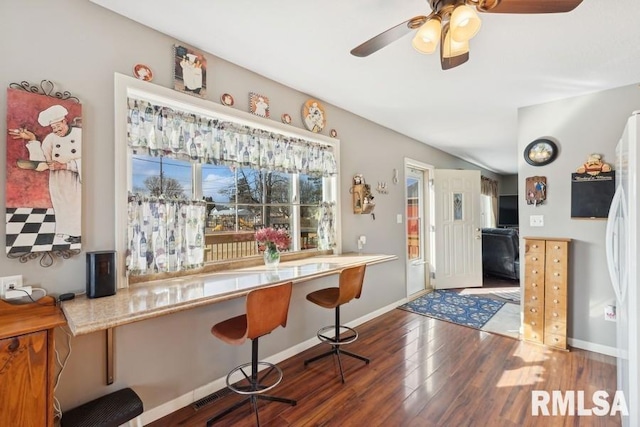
[
  {"x1": 522, "y1": 237, "x2": 571, "y2": 350},
  {"x1": 0, "y1": 296, "x2": 66, "y2": 426}
]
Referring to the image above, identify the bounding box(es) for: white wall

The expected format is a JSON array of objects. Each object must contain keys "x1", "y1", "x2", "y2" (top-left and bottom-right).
[
  {"x1": 0, "y1": 0, "x2": 503, "y2": 417},
  {"x1": 518, "y1": 84, "x2": 640, "y2": 348}
]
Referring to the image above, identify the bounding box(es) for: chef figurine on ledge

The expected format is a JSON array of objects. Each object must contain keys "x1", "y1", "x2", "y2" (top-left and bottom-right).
[{"x1": 576, "y1": 153, "x2": 612, "y2": 176}]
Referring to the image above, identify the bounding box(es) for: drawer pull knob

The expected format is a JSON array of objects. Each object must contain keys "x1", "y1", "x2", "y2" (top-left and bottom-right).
[
  {"x1": 532, "y1": 257, "x2": 538, "y2": 261},
  {"x1": 531, "y1": 308, "x2": 537, "y2": 313},
  {"x1": 554, "y1": 273, "x2": 560, "y2": 276},
  {"x1": 554, "y1": 286, "x2": 559, "y2": 290},
  {"x1": 532, "y1": 283, "x2": 538, "y2": 287},
  {"x1": 531, "y1": 321, "x2": 536, "y2": 326},
  {"x1": 8, "y1": 338, "x2": 20, "y2": 352},
  {"x1": 532, "y1": 244, "x2": 538, "y2": 248},
  {"x1": 553, "y1": 259, "x2": 559, "y2": 263},
  {"x1": 532, "y1": 270, "x2": 538, "y2": 274},
  {"x1": 554, "y1": 245, "x2": 560, "y2": 249},
  {"x1": 532, "y1": 296, "x2": 537, "y2": 300},
  {"x1": 554, "y1": 337, "x2": 559, "y2": 342},
  {"x1": 553, "y1": 312, "x2": 559, "y2": 317},
  {"x1": 554, "y1": 325, "x2": 559, "y2": 330},
  {"x1": 553, "y1": 299, "x2": 559, "y2": 304}
]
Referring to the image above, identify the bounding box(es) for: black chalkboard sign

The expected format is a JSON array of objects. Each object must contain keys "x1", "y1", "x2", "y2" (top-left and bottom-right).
[{"x1": 571, "y1": 171, "x2": 615, "y2": 219}]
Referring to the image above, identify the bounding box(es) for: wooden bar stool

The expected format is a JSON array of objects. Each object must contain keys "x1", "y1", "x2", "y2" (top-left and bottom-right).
[
  {"x1": 304, "y1": 265, "x2": 370, "y2": 383},
  {"x1": 206, "y1": 282, "x2": 296, "y2": 426}
]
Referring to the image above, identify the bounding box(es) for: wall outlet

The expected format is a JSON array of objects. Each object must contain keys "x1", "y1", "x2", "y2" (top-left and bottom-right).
[
  {"x1": 4, "y1": 286, "x2": 33, "y2": 300},
  {"x1": 0, "y1": 275, "x2": 24, "y2": 298},
  {"x1": 604, "y1": 305, "x2": 616, "y2": 322}
]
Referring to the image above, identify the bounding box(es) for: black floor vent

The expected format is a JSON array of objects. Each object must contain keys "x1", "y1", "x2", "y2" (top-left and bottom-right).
[{"x1": 192, "y1": 388, "x2": 232, "y2": 410}]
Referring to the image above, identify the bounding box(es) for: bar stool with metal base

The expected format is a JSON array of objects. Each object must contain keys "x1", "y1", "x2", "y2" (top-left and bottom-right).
[
  {"x1": 206, "y1": 282, "x2": 296, "y2": 426},
  {"x1": 304, "y1": 264, "x2": 369, "y2": 383}
]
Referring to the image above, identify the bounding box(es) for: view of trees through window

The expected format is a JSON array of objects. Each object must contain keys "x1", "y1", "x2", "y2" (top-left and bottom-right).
[{"x1": 132, "y1": 153, "x2": 324, "y2": 257}]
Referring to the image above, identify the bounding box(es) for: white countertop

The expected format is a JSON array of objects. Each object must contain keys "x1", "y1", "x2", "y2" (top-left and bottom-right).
[{"x1": 62, "y1": 254, "x2": 397, "y2": 336}]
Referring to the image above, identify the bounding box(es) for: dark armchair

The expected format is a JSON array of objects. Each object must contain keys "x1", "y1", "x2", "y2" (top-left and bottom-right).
[{"x1": 481, "y1": 227, "x2": 520, "y2": 281}]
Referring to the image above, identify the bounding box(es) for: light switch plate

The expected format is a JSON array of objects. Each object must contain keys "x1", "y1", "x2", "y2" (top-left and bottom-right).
[{"x1": 530, "y1": 215, "x2": 544, "y2": 227}]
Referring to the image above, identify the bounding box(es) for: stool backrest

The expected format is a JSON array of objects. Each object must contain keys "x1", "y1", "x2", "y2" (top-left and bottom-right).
[
  {"x1": 246, "y1": 281, "x2": 293, "y2": 340},
  {"x1": 337, "y1": 265, "x2": 367, "y2": 305}
]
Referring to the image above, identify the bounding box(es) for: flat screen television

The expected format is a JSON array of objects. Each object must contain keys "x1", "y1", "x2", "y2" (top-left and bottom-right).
[{"x1": 498, "y1": 195, "x2": 519, "y2": 227}]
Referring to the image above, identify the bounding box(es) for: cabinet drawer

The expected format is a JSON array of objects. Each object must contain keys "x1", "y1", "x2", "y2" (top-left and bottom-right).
[
  {"x1": 545, "y1": 307, "x2": 566, "y2": 323},
  {"x1": 545, "y1": 319, "x2": 566, "y2": 337},
  {"x1": 524, "y1": 289, "x2": 544, "y2": 305},
  {"x1": 525, "y1": 240, "x2": 545, "y2": 254},
  {"x1": 544, "y1": 331, "x2": 567, "y2": 349},
  {"x1": 545, "y1": 282, "x2": 566, "y2": 298},
  {"x1": 546, "y1": 241, "x2": 568, "y2": 257},
  {"x1": 545, "y1": 296, "x2": 566, "y2": 312}
]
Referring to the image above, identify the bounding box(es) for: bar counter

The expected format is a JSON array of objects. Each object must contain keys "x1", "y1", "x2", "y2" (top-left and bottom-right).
[{"x1": 62, "y1": 254, "x2": 397, "y2": 336}]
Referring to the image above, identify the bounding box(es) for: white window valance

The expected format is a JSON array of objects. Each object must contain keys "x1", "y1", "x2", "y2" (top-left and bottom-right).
[{"x1": 127, "y1": 97, "x2": 337, "y2": 177}]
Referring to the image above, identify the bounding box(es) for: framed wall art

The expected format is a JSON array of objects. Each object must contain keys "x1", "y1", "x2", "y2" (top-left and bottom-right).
[
  {"x1": 5, "y1": 82, "x2": 82, "y2": 264},
  {"x1": 173, "y1": 44, "x2": 207, "y2": 97},
  {"x1": 302, "y1": 99, "x2": 326, "y2": 133},
  {"x1": 249, "y1": 92, "x2": 269, "y2": 118}
]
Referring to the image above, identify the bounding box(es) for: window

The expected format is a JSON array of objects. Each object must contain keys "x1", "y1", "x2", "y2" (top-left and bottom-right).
[{"x1": 115, "y1": 73, "x2": 340, "y2": 287}]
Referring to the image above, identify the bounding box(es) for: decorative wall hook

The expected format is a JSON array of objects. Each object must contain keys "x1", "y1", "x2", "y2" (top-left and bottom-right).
[{"x1": 9, "y1": 80, "x2": 80, "y2": 103}]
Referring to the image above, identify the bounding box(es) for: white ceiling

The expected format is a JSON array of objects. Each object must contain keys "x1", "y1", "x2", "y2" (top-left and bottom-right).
[{"x1": 92, "y1": 0, "x2": 640, "y2": 174}]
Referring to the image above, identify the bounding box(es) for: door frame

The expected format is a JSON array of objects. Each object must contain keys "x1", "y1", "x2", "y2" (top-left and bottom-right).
[{"x1": 404, "y1": 158, "x2": 435, "y2": 297}]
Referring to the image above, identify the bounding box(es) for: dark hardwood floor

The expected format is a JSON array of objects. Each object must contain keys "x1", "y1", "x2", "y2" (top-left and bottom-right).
[{"x1": 149, "y1": 309, "x2": 620, "y2": 427}]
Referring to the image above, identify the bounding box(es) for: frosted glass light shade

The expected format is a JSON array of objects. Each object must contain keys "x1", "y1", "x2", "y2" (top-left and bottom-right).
[
  {"x1": 411, "y1": 18, "x2": 442, "y2": 54},
  {"x1": 450, "y1": 5, "x2": 481, "y2": 42},
  {"x1": 442, "y1": 28, "x2": 469, "y2": 58}
]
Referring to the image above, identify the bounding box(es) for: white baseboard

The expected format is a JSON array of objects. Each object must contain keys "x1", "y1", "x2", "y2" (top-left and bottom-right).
[
  {"x1": 133, "y1": 299, "x2": 404, "y2": 425},
  {"x1": 568, "y1": 338, "x2": 618, "y2": 357}
]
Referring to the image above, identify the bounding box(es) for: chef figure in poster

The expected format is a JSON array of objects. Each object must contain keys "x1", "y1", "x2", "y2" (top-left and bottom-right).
[
  {"x1": 180, "y1": 53, "x2": 203, "y2": 94},
  {"x1": 8, "y1": 104, "x2": 82, "y2": 244}
]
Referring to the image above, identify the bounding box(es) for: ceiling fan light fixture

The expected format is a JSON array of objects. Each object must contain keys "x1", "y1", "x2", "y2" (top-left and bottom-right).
[
  {"x1": 411, "y1": 17, "x2": 441, "y2": 54},
  {"x1": 450, "y1": 4, "x2": 482, "y2": 42}
]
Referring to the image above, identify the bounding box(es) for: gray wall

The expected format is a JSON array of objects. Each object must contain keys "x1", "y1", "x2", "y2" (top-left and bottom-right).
[
  {"x1": 500, "y1": 174, "x2": 518, "y2": 195},
  {"x1": 518, "y1": 84, "x2": 640, "y2": 348},
  {"x1": 1, "y1": 0, "x2": 503, "y2": 415}
]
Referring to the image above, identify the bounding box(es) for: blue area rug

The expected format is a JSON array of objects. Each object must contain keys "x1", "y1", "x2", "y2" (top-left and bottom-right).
[{"x1": 399, "y1": 290, "x2": 506, "y2": 329}]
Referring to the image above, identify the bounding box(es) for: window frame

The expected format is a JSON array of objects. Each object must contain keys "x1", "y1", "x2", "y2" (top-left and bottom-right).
[{"x1": 114, "y1": 73, "x2": 341, "y2": 289}]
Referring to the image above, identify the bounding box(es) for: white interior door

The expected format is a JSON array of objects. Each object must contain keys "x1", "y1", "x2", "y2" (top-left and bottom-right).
[
  {"x1": 405, "y1": 166, "x2": 429, "y2": 296},
  {"x1": 433, "y1": 169, "x2": 482, "y2": 289}
]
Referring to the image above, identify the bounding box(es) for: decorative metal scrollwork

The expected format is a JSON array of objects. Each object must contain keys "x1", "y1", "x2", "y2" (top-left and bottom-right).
[
  {"x1": 7, "y1": 249, "x2": 81, "y2": 268},
  {"x1": 9, "y1": 80, "x2": 80, "y2": 103}
]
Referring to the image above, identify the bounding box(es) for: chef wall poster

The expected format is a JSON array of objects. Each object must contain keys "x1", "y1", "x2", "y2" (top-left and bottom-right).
[{"x1": 5, "y1": 88, "x2": 82, "y2": 254}]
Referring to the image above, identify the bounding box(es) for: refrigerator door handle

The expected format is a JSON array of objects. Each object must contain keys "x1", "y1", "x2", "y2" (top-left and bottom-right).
[{"x1": 605, "y1": 184, "x2": 624, "y2": 302}]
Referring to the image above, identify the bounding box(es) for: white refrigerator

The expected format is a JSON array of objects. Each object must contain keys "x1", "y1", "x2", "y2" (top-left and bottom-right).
[{"x1": 606, "y1": 112, "x2": 639, "y2": 427}]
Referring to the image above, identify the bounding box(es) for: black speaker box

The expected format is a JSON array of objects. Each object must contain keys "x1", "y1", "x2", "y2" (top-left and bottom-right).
[{"x1": 86, "y1": 251, "x2": 116, "y2": 299}]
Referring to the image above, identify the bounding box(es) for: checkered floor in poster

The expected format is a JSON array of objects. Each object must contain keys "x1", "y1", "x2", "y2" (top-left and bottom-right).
[{"x1": 5, "y1": 207, "x2": 81, "y2": 254}]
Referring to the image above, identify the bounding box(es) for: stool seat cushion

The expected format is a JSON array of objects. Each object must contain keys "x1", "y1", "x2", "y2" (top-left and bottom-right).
[
  {"x1": 306, "y1": 287, "x2": 340, "y2": 308},
  {"x1": 211, "y1": 314, "x2": 248, "y2": 345}
]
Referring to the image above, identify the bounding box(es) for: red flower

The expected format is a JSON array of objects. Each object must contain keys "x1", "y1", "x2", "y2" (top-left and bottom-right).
[{"x1": 255, "y1": 227, "x2": 291, "y2": 251}]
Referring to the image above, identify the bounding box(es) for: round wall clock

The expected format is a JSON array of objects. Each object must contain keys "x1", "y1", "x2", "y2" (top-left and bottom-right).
[
  {"x1": 524, "y1": 139, "x2": 558, "y2": 166},
  {"x1": 301, "y1": 99, "x2": 326, "y2": 133}
]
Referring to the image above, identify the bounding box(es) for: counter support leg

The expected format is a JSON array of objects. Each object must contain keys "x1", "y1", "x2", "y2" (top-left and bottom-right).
[{"x1": 106, "y1": 328, "x2": 114, "y2": 385}]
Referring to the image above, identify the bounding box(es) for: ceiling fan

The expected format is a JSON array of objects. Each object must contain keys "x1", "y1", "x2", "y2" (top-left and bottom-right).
[{"x1": 350, "y1": 0, "x2": 583, "y2": 70}]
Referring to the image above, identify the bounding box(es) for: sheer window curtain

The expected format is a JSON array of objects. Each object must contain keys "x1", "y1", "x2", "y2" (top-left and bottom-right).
[
  {"x1": 481, "y1": 176, "x2": 498, "y2": 228},
  {"x1": 125, "y1": 97, "x2": 339, "y2": 275}
]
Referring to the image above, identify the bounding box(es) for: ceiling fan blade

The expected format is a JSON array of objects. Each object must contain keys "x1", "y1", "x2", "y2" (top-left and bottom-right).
[
  {"x1": 441, "y1": 51, "x2": 469, "y2": 70},
  {"x1": 440, "y1": 23, "x2": 469, "y2": 70},
  {"x1": 476, "y1": 0, "x2": 583, "y2": 14},
  {"x1": 350, "y1": 16, "x2": 427, "y2": 57}
]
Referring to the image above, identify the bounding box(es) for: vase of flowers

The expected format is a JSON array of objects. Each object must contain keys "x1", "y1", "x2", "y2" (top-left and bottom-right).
[{"x1": 255, "y1": 227, "x2": 291, "y2": 269}]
